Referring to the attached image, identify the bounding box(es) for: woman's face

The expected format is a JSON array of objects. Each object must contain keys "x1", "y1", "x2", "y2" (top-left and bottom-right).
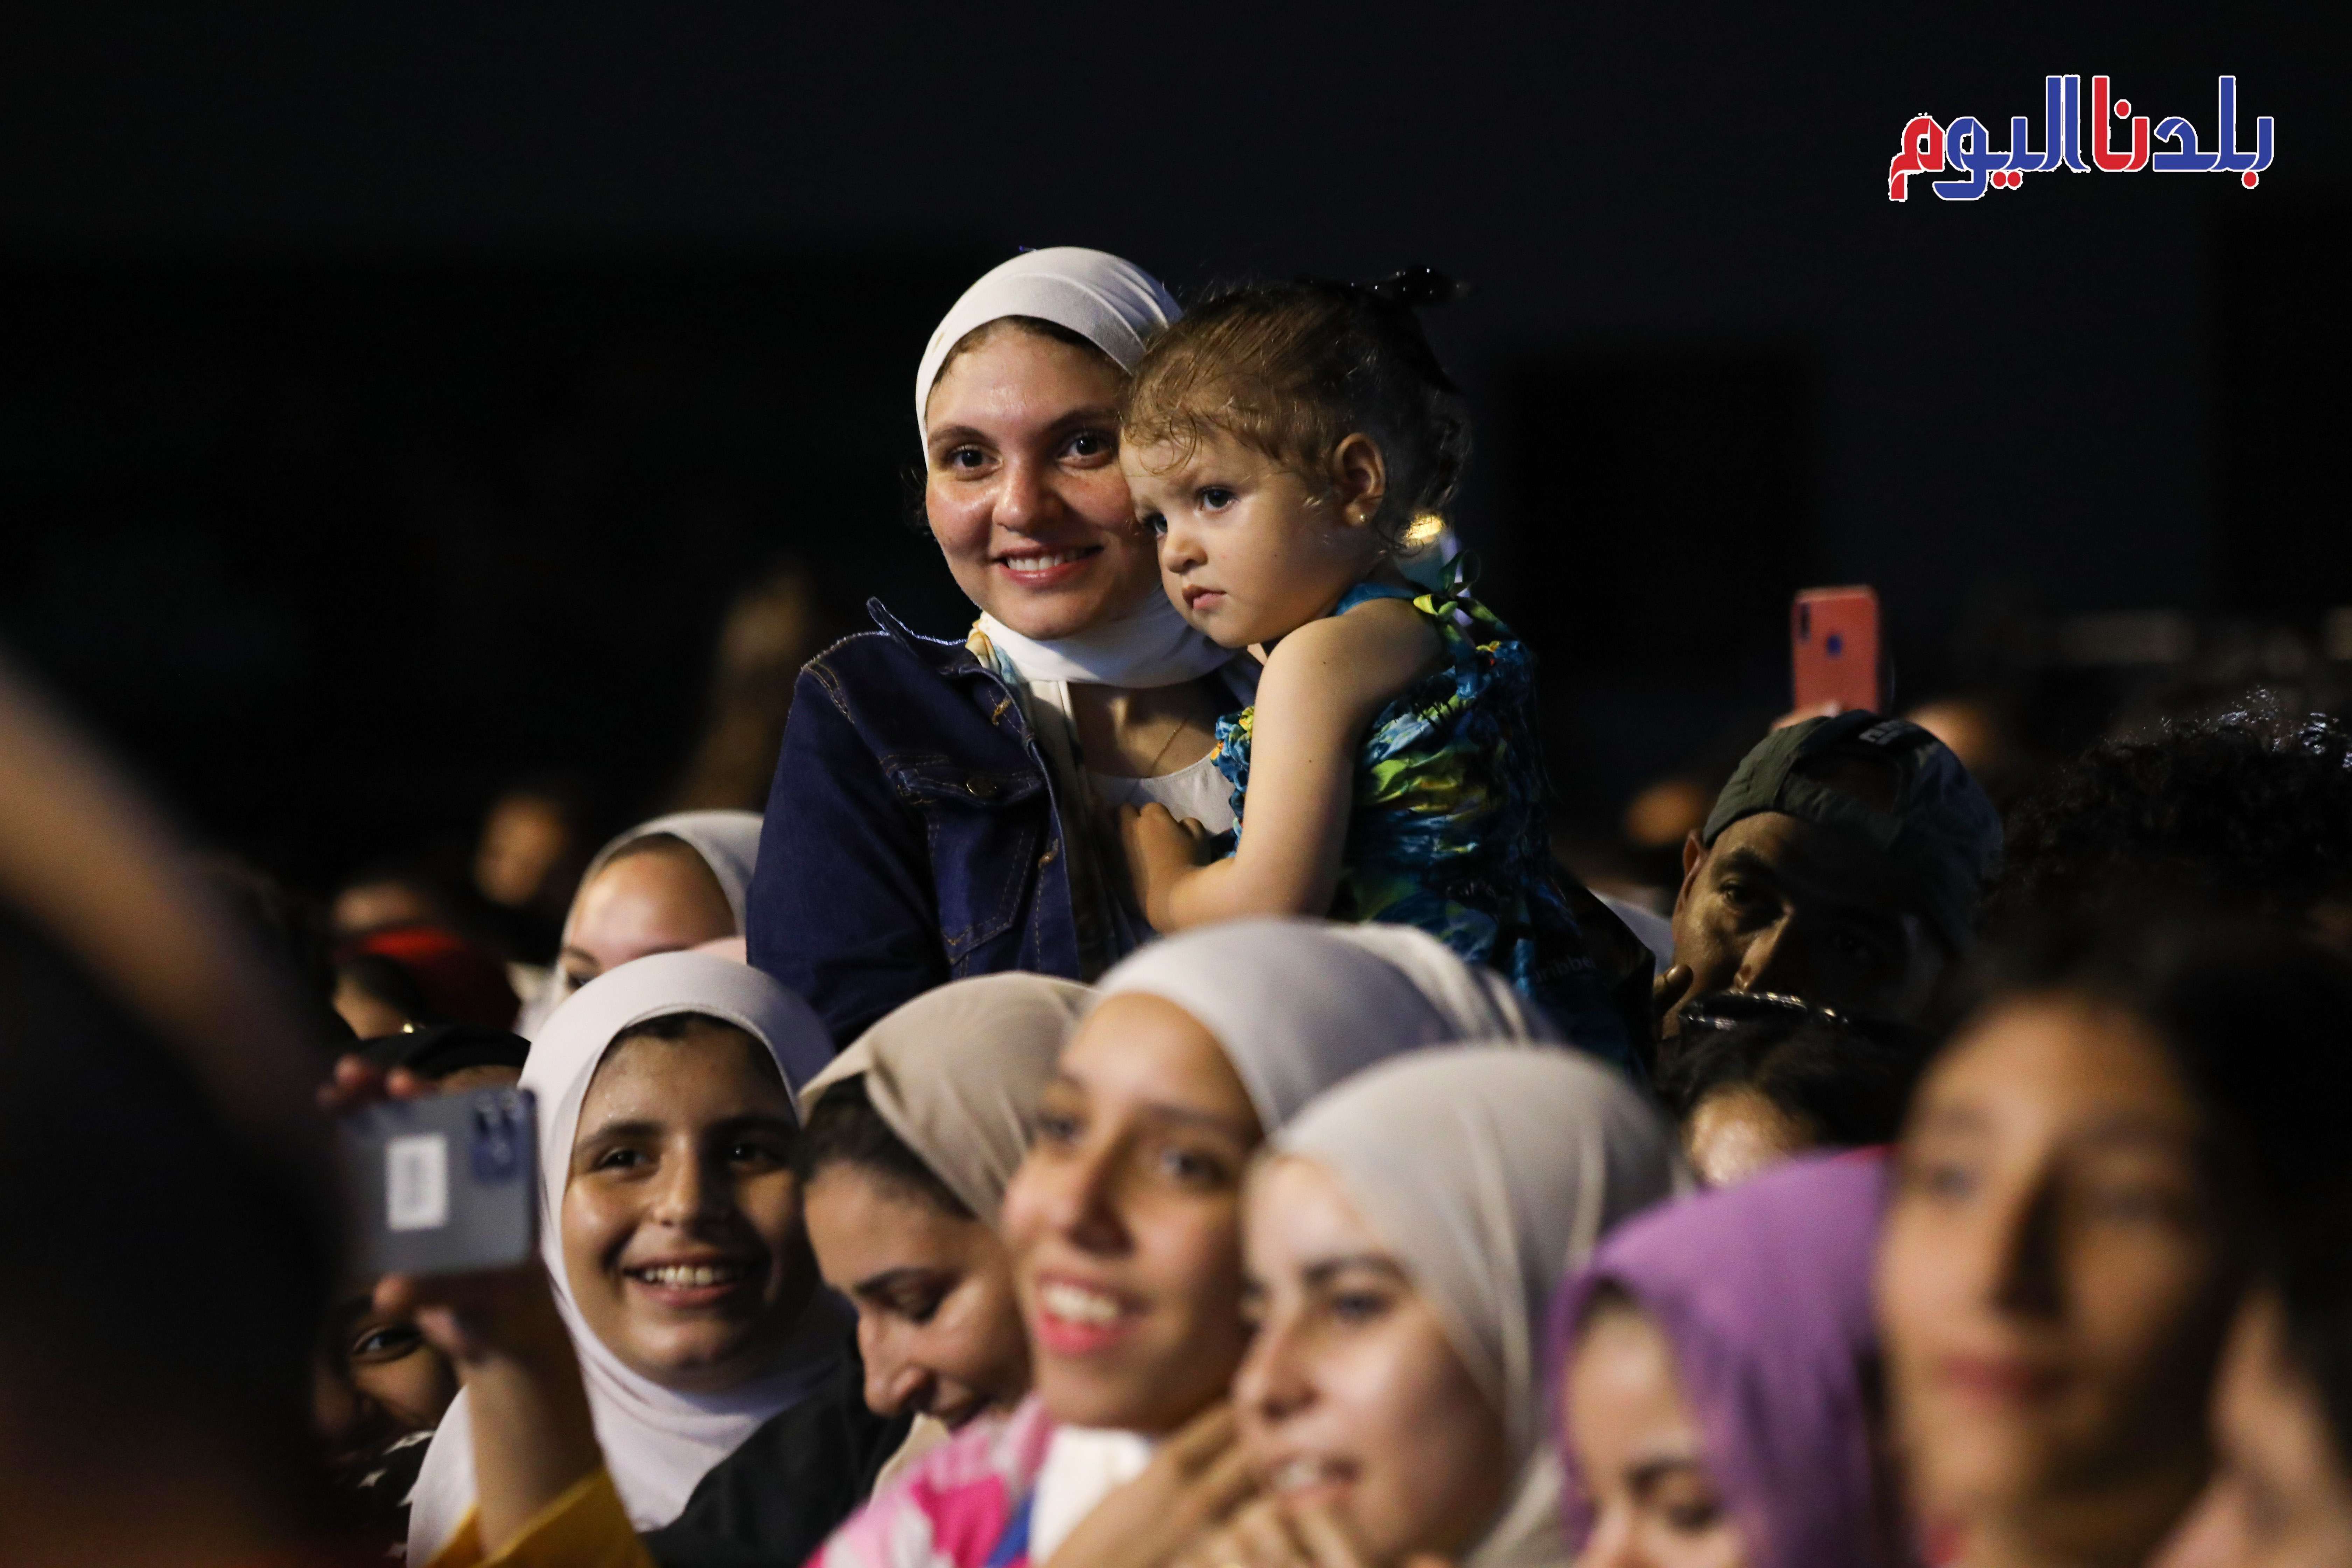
[
  {"x1": 561, "y1": 1022, "x2": 818, "y2": 1393},
  {"x1": 1877, "y1": 995, "x2": 2235, "y2": 1546},
  {"x1": 803, "y1": 1162, "x2": 1031, "y2": 1429},
  {"x1": 2154, "y1": 1290, "x2": 2352, "y2": 1568},
  {"x1": 1234, "y1": 1156, "x2": 1510, "y2": 1564},
  {"x1": 923, "y1": 324, "x2": 1161, "y2": 642},
  {"x1": 558, "y1": 844, "x2": 737, "y2": 992},
  {"x1": 313, "y1": 1296, "x2": 459, "y2": 1452},
  {"x1": 999, "y1": 993, "x2": 1259, "y2": 1433},
  {"x1": 1565, "y1": 1301, "x2": 1746, "y2": 1568}
]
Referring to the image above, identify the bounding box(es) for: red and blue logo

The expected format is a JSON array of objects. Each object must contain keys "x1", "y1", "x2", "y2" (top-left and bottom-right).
[{"x1": 1889, "y1": 75, "x2": 2272, "y2": 201}]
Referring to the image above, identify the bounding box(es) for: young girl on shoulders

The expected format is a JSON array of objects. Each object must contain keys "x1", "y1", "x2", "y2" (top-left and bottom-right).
[{"x1": 1113, "y1": 270, "x2": 1640, "y2": 1065}]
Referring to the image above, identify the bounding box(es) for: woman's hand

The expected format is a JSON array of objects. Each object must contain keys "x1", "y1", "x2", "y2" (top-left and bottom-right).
[
  {"x1": 1039, "y1": 1402, "x2": 1260, "y2": 1568},
  {"x1": 1117, "y1": 802, "x2": 1217, "y2": 933}
]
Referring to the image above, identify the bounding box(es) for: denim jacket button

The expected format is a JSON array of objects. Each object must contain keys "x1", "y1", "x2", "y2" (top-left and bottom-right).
[{"x1": 964, "y1": 774, "x2": 1002, "y2": 800}]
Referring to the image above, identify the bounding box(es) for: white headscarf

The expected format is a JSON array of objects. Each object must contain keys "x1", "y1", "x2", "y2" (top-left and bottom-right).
[
  {"x1": 1274, "y1": 1047, "x2": 1686, "y2": 1568},
  {"x1": 520, "y1": 810, "x2": 765, "y2": 1036},
  {"x1": 915, "y1": 247, "x2": 1227, "y2": 692},
  {"x1": 798, "y1": 972, "x2": 1091, "y2": 1224},
  {"x1": 407, "y1": 952, "x2": 839, "y2": 1561},
  {"x1": 1092, "y1": 918, "x2": 1561, "y2": 1132}
]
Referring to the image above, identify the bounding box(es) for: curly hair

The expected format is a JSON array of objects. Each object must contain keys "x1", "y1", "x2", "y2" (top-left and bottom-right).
[
  {"x1": 1990, "y1": 706, "x2": 2352, "y2": 931},
  {"x1": 1120, "y1": 271, "x2": 1471, "y2": 547}
]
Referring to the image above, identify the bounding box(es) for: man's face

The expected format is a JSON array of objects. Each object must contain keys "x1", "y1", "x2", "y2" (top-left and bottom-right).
[{"x1": 1665, "y1": 810, "x2": 1947, "y2": 1032}]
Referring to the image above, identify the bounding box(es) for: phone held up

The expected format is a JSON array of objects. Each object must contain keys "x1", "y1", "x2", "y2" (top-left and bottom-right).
[
  {"x1": 1792, "y1": 585, "x2": 1886, "y2": 716},
  {"x1": 341, "y1": 1087, "x2": 538, "y2": 1277}
]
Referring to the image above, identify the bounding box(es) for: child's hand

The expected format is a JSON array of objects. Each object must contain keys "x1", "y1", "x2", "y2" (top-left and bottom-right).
[{"x1": 1118, "y1": 802, "x2": 1215, "y2": 933}]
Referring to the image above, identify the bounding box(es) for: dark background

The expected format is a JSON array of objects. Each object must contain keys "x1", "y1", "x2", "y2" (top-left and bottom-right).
[{"x1": 3, "y1": 5, "x2": 2344, "y2": 890}]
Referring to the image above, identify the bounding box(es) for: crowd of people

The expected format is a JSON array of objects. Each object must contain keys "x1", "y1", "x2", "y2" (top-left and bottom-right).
[{"x1": 6, "y1": 245, "x2": 2352, "y2": 1568}]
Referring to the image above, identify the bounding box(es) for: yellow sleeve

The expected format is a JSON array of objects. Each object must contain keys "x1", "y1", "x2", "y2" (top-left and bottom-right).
[{"x1": 420, "y1": 1470, "x2": 656, "y2": 1568}]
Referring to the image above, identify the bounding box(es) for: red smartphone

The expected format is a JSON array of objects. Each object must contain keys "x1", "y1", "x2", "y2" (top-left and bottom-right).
[{"x1": 1792, "y1": 586, "x2": 1883, "y2": 714}]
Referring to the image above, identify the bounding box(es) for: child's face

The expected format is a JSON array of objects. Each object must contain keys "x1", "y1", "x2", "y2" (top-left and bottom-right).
[{"x1": 1124, "y1": 427, "x2": 1385, "y2": 650}]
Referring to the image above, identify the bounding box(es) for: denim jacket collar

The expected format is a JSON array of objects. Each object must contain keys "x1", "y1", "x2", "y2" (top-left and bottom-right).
[{"x1": 862, "y1": 597, "x2": 1036, "y2": 746}]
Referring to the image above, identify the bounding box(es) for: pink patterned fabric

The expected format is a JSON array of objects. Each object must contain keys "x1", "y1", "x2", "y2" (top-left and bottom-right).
[{"x1": 807, "y1": 1398, "x2": 1059, "y2": 1568}]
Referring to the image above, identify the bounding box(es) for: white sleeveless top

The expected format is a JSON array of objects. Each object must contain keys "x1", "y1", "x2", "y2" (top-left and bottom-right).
[{"x1": 1087, "y1": 749, "x2": 1236, "y2": 835}]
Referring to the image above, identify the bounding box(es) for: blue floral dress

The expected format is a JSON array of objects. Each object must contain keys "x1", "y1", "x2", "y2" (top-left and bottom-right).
[{"x1": 1213, "y1": 578, "x2": 1634, "y2": 1065}]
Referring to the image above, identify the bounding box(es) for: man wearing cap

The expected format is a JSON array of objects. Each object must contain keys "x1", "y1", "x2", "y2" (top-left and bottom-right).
[{"x1": 1655, "y1": 710, "x2": 2002, "y2": 1044}]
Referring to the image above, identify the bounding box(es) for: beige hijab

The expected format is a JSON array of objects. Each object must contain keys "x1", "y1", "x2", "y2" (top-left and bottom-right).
[
  {"x1": 1273, "y1": 1046, "x2": 1686, "y2": 1568},
  {"x1": 798, "y1": 972, "x2": 1092, "y2": 1224}
]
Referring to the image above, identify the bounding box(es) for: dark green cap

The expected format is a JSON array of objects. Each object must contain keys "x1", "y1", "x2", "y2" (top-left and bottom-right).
[{"x1": 1701, "y1": 710, "x2": 2003, "y2": 951}]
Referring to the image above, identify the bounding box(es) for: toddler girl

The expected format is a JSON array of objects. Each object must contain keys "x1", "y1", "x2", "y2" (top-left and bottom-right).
[{"x1": 1113, "y1": 271, "x2": 1639, "y2": 1064}]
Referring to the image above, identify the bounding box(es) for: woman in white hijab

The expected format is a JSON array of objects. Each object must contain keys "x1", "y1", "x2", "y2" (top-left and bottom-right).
[
  {"x1": 519, "y1": 810, "x2": 766, "y2": 1035},
  {"x1": 1199, "y1": 1047, "x2": 1683, "y2": 1568},
  {"x1": 748, "y1": 248, "x2": 1257, "y2": 1048},
  {"x1": 406, "y1": 950, "x2": 847, "y2": 1562},
  {"x1": 810, "y1": 918, "x2": 1562, "y2": 1568}
]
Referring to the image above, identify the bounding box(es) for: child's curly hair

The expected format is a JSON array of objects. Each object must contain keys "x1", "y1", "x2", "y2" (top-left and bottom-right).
[{"x1": 1121, "y1": 269, "x2": 1472, "y2": 548}]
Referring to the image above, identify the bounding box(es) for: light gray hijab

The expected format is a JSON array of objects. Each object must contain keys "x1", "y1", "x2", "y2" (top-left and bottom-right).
[
  {"x1": 1273, "y1": 1046, "x2": 1686, "y2": 1568},
  {"x1": 1092, "y1": 918, "x2": 1561, "y2": 1132}
]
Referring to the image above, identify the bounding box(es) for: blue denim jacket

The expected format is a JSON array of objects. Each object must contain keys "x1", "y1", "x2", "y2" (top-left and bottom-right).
[{"x1": 747, "y1": 601, "x2": 1081, "y2": 1045}]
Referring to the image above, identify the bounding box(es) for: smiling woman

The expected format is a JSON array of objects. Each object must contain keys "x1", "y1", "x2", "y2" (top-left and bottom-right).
[
  {"x1": 1214, "y1": 1047, "x2": 1682, "y2": 1568},
  {"x1": 747, "y1": 249, "x2": 1253, "y2": 1046},
  {"x1": 802, "y1": 918, "x2": 1561, "y2": 1568},
  {"x1": 405, "y1": 951, "x2": 853, "y2": 1562}
]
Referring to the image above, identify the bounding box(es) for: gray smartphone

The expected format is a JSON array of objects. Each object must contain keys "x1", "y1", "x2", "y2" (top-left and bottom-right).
[{"x1": 341, "y1": 1087, "x2": 538, "y2": 1277}]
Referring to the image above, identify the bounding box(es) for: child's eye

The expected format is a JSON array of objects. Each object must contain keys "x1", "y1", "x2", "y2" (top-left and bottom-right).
[
  {"x1": 1198, "y1": 486, "x2": 1236, "y2": 511},
  {"x1": 1140, "y1": 512, "x2": 1168, "y2": 538}
]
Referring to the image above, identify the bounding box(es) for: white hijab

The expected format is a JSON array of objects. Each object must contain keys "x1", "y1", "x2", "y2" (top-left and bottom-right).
[
  {"x1": 915, "y1": 247, "x2": 1227, "y2": 692},
  {"x1": 407, "y1": 952, "x2": 839, "y2": 1560},
  {"x1": 1092, "y1": 917, "x2": 1562, "y2": 1131},
  {"x1": 519, "y1": 810, "x2": 765, "y2": 1036},
  {"x1": 1274, "y1": 1047, "x2": 1686, "y2": 1568}
]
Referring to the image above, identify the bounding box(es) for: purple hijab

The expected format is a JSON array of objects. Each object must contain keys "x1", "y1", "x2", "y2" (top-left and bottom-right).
[{"x1": 1547, "y1": 1150, "x2": 1894, "y2": 1568}]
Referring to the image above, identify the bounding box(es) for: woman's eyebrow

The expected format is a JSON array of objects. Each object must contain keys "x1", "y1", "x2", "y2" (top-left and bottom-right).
[
  {"x1": 1136, "y1": 1102, "x2": 1257, "y2": 1141},
  {"x1": 851, "y1": 1265, "x2": 939, "y2": 1300},
  {"x1": 576, "y1": 1116, "x2": 663, "y2": 1144},
  {"x1": 1300, "y1": 1254, "x2": 1408, "y2": 1289},
  {"x1": 1627, "y1": 1454, "x2": 1706, "y2": 1495},
  {"x1": 705, "y1": 1112, "x2": 798, "y2": 1139}
]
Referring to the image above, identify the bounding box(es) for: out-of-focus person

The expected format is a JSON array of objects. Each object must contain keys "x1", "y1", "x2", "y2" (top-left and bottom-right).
[
  {"x1": 1876, "y1": 918, "x2": 2352, "y2": 1568},
  {"x1": 334, "y1": 923, "x2": 521, "y2": 1036},
  {"x1": 517, "y1": 810, "x2": 763, "y2": 1035},
  {"x1": 472, "y1": 774, "x2": 597, "y2": 962},
  {"x1": 314, "y1": 1023, "x2": 530, "y2": 1555},
  {"x1": 334, "y1": 858, "x2": 464, "y2": 940},
  {"x1": 200, "y1": 852, "x2": 355, "y2": 1049},
  {"x1": 668, "y1": 559, "x2": 855, "y2": 814},
  {"x1": 0, "y1": 652, "x2": 338, "y2": 1563},
  {"x1": 1655, "y1": 711, "x2": 2001, "y2": 1053},
  {"x1": 2156, "y1": 1289, "x2": 2352, "y2": 1568},
  {"x1": 1557, "y1": 1153, "x2": 1896, "y2": 1568},
  {"x1": 1658, "y1": 992, "x2": 1931, "y2": 1187},
  {"x1": 1992, "y1": 706, "x2": 2352, "y2": 953}
]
